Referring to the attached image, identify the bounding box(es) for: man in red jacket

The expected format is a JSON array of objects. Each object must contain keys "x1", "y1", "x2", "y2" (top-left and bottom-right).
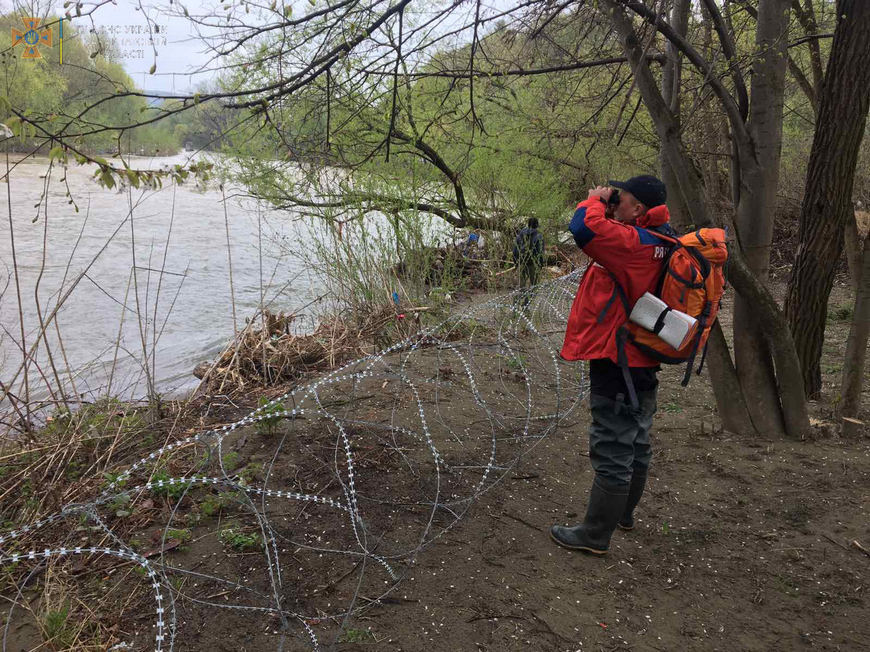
[{"x1": 551, "y1": 175, "x2": 675, "y2": 555}]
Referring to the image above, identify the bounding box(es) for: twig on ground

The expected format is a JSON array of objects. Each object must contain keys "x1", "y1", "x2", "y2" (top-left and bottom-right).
[
  {"x1": 851, "y1": 540, "x2": 870, "y2": 558},
  {"x1": 503, "y1": 512, "x2": 543, "y2": 532},
  {"x1": 821, "y1": 533, "x2": 851, "y2": 552}
]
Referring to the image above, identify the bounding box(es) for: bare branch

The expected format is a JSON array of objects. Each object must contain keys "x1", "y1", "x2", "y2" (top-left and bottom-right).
[{"x1": 700, "y1": 0, "x2": 749, "y2": 120}]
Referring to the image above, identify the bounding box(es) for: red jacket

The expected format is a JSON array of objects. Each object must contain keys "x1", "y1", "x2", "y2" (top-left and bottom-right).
[{"x1": 561, "y1": 197, "x2": 674, "y2": 366}]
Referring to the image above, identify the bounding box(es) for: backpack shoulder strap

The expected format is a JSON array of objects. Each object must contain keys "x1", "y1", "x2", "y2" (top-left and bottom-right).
[{"x1": 644, "y1": 227, "x2": 679, "y2": 245}]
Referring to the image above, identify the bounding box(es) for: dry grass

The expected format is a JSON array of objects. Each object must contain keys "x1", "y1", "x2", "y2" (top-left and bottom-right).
[
  {"x1": 0, "y1": 399, "x2": 156, "y2": 522},
  {"x1": 194, "y1": 306, "x2": 423, "y2": 395}
]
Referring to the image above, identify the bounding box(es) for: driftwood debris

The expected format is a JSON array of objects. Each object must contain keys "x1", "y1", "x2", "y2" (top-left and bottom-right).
[{"x1": 194, "y1": 306, "x2": 419, "y2": 393}]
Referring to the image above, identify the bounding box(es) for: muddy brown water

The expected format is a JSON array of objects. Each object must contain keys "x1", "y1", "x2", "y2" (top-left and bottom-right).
[{"x1": 0, "y1": 153, "x2": 324, "y2": 408}]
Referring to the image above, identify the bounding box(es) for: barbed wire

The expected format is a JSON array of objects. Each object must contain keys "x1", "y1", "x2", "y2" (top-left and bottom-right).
[{"x1": 0, "y1": 270, "x2": 589, "y2": 651}]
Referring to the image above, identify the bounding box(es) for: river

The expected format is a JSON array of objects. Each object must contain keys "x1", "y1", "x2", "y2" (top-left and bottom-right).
[{"x1": 1, "y1": 152, "x2": 327, "y2": 411}]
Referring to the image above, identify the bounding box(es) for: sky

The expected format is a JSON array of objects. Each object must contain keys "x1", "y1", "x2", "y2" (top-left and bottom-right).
[
  {"x1": 74, "y1": 0, "x2": 219, "y2": 94},
  {"x1": 9, "y1": 0, "x2": 509, "y2": 95},
  {"x1": 3, "y1": 0, "x2": 219, "y2": 93}
]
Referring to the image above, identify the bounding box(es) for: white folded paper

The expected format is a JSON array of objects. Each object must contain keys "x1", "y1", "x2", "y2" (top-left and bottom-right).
[{"x1": 629, "y1": 292, "x2": 698, "y2": 350}]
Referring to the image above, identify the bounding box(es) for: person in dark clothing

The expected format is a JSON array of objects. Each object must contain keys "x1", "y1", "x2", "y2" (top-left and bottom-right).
[
  {"x1": 551, "y1": 175, "x2": 674, "y2": 555},
  {"x1": 513, "y1": 217, "x2": 545, "y2": 304}
]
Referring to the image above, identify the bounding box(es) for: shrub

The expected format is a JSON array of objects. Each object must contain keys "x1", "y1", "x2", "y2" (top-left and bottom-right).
[{"x1": 219, "y1": 526, "x2": 260, "y2": 551}]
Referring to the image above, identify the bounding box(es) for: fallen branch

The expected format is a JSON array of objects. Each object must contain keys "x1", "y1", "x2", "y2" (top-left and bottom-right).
[
  {"x1": 503, "y1": 512, "x2": 543, "y2": 532},
  {"x1": 851, "y1": 539, "x2": 870, "y2": 559},
  {"x1": 821, "y1": 533, "x2": 851, "y2": 552}
]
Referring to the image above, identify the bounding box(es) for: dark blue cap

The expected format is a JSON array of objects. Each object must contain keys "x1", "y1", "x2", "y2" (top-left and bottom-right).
[{"x1": 607, "y1": 175, "x2": 667, "y2": 208}]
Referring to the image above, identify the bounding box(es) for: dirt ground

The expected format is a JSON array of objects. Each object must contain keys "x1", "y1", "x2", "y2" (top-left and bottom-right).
[
  {"x1": 330, "y1": 291, "x2": 869, "y2": 652},
  {"x1": 356, "y1": 370, "x2": 870, "y2": 652},
  {"x1": 2, "y1": 278, "x2": 867, "y2": 652}
]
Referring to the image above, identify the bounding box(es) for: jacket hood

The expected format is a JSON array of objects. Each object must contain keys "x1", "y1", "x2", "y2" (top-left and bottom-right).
[{"x1": 637, "y1": 204, "x2": 670, "y2": 228}]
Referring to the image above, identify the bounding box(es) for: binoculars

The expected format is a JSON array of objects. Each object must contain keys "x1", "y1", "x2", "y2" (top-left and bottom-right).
[{"x1": 607, "y1": 189, "x2": 620, "y2": 206}]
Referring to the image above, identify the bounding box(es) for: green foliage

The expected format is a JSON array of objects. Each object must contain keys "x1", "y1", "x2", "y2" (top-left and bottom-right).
[
  {"x1": 237, "y1": 463, "x2": 260, "y2": 485},
  {"x1": 91, "y1": 159, "x2": 214, "y2": 193},
  {"x1": 200, "y1": 490, "x2": 242, "y2": 517},
  {"x1": 64, "y1": 458, "x2": 84, "y2": 480},
  {"x1": 829, "y1": 304, "x2": 853, "y2": 322},
  {"x1": 149, "y1": 469, "x2": 188, "y2": 501},
  {"x1": 209, "y1": 0, "x2": 859, "y2": 307},
  {"x1": 0, "y1": 14, "x2": 152, "y2": 153},
  {"x1": 212, "y1": 9, "x2": 664, "y2": 315},
  {"x1": 339, "y1": 628, "x2": 376, "y2": 643},
  {"x1": 292, "y1": 198, "x2": 479, "y2": 319},
  {"x1": 219, "y1": 526, "x2": 260, "y2": 551},
  {"x1": 159, "y1": 93, "x2": 231, "y2": 152},
  {"x1": 0, "y1": 12, "x2": 229, "y2": 161},
  {"x1": 102, "y1": 471, "x2": 128, "y2": 491},
  {"x1": 166, "y1": 528, "x2": 192, "y2": 543},
  {"x1": 109, "y1": 493, "x2": 131, "y2": 517},
  {"x1": 506, "y1": 353, "x2": 527, "y2": 371},
  {"x1": 255, "y1": 398, "x2": 284, "y2": 436},
  {"x1": 221, "y1": 451, "x2": 240, "y2": 471},
  {"x1": 44, "y1": 398, "x2": 145, "y2": 441},
  {"x1": 200, "y1": 494, "x2": 224, "y2": 518},
  {"x1": 42, "y1": 602, "x2": 75, "y2": 648}
]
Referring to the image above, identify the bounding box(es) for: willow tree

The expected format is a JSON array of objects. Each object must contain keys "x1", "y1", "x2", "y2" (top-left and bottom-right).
[{"x1": 206, "y1": 4, "x2": 669, "y2": 238}]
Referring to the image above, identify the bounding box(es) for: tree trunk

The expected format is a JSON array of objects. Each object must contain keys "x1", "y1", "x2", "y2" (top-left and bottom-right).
[
  {"x1": 704, "y1": 321, "x2": 756, "y2": 434},
  {"x1": 785, "y1": 0, "x2": 870, "y2": 399},
  {"x1": 660, "y1": 0, "x2": 691, "y2": 230},
  {"x1": 844, "y1": 213, "x2": 863, "y2": 293},
  {"x1": 839, "y1": 227, "x2": 870, "y2": 437},
  {"x1": 605, "y1": 0, "x2": 756, "y2": 436},
  {"x1": 726, "y1": 247, "x2": 810, "y2": 439},
  {"x1": 732, "y1": 0, "x2": 791, "y2": 436}
]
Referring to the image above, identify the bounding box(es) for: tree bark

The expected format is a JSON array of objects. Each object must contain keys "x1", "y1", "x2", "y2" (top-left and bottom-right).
[
  {"x1": 704, "y1": 320, "x2": 756, "y2": 434},
  {"x1": 839, "y1": 227, "x2": 870, "y2": 437},
  {"x1": 791, "y1": 0, "x2": 825, "y2": 95},
  {"x1": 732, "y1": 0, "x2": 791, "y2": 436},
  {"x1": 726, "y1": 246, "x2": 810, "y2": 439},
  {"x1": 844, "y1": 213, "x2": 863, "y2": 293},
  {"x1": 785, "y1": 0, "x2": 870, "y2": 399},
  {"x1": 660, "y1": 0, "x2": 691, "y2": 230}
]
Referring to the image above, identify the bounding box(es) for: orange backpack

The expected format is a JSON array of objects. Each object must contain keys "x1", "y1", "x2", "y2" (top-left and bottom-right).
[{"x1": 612, "y1": 228, "x2": 728, "y2": 405}]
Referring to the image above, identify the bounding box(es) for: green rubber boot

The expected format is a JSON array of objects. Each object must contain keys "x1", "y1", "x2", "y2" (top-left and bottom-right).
[
  {"x1": 618, "y1": 471, "x2": 647, "y2": 531},
  {"x1": 550, "y1": 476, "x2": 629, "y2": 555}
]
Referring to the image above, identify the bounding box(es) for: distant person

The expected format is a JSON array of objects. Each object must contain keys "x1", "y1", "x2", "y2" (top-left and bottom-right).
[
  {"x1": 513, "y1": 217, "x2": 544, "y2": 302},
  {"x1": 462, "y1": 231, "x2": 481, "y2": 258}
]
